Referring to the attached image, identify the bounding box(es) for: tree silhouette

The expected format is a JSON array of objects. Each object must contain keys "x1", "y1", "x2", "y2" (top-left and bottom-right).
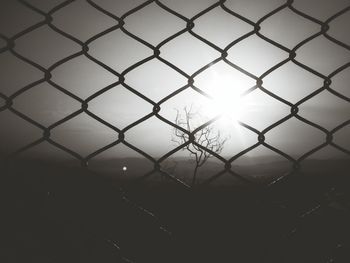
[{"x1": 172, "y1": 106, "x2": 227, "y2": 187}]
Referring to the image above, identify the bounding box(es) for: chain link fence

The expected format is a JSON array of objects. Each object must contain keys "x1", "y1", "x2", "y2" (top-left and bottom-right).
[{"x1": 1, "y1": 0, "x2": 350, "y2": 262}]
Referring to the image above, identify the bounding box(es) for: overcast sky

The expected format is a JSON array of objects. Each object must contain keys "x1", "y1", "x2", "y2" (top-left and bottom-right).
[{"x1": 0, "y1": 0, "x2": 349, "y2": 163}]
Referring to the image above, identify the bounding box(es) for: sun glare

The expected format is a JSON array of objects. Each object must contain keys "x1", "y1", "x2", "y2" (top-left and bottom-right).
[{"x1": 201, "y1": 70, "x2": 252, "y2": 127}]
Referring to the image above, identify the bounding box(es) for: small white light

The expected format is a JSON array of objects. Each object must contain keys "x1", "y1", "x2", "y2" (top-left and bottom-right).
[{"x1": 122, "y1": 166, "x2": 127, "y2": 171}]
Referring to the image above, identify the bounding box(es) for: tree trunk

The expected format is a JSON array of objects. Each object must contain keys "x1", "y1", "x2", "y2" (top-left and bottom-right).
[{"x1": 191, "y1": 165, "x2": 199, "y2": 187}]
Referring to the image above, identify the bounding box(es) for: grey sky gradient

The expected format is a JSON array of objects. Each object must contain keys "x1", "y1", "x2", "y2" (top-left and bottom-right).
[{"x1": 0, "y1": 0, "x2": 349, "y2": 163}]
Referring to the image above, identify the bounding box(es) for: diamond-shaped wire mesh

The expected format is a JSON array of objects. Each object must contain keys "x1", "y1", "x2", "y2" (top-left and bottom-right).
[
  {"x1": 1, "y1": 0, "x2": 348, "y2": 186},
  {"x1": 1, "y1": 0, "x2": 350, "y2": 261}
]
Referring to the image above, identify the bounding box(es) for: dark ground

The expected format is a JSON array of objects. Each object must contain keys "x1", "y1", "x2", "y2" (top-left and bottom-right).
[{"x1": 1, "y1": 160, "x2": 350, "y2": 263}]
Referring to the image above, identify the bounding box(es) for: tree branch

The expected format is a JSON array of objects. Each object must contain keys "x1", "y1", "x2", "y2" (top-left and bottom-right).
[{"x1": 172, "y1": 105, "x2": 227, "y2": 186}]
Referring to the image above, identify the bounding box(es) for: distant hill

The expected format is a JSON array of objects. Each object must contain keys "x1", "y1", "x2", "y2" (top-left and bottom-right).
[
  {"x1": 4, "y1": 155, "x2": 349, "y2": 187},
  {"x1": 80, "y1": 156, "x2": 350, "y2": 186}
]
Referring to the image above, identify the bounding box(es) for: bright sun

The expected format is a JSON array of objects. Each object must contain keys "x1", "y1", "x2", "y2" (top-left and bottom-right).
[
  {"x1": 211, "y1": 86, "x2": 246, "y2": 121},
  {"x1": 201, "y1": 70, "x2": 251, "y2": 126}
]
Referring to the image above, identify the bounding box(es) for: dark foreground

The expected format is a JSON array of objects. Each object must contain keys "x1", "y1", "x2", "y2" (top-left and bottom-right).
[{"x1": 1, "y1": 160, "x2": 350, "y2": 263}]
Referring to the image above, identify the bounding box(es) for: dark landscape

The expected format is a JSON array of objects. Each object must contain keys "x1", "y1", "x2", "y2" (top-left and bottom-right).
[{"x1": 1, "y1": 158, "x2": 350, "y2": 262}]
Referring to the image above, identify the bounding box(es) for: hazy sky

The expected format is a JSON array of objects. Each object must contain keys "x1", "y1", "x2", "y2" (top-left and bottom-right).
[{"x1": 0, "y1": 0, "x2": 349, "y2": 163}]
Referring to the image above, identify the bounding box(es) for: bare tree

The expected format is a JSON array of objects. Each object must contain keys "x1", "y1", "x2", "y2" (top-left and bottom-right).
[{"x1": 172, "y1": 106, "x2": 227, "y2": 187}]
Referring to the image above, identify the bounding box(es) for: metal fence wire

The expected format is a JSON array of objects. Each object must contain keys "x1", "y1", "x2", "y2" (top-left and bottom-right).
[
  {"x1": 1, "y1": 0, "x2": 350, "y2": 262},
  {"x1": 1, "y1": 0, "x2": 349, "y2": 186}
]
